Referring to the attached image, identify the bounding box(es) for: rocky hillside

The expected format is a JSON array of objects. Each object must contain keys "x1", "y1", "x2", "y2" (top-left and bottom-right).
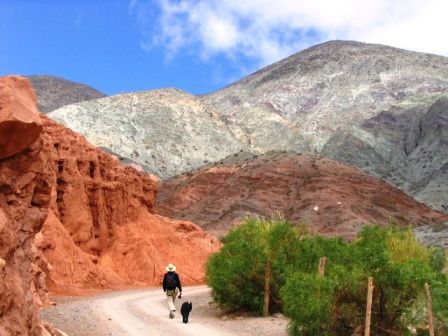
[
  {"x1": 46, "y1": 41, "x2": 448, "y2": 213},
  {"x1": 157, "y1": 152, "x2": 448, "y2": 239},
  {"x1": 203, "y1": 40, "x2": 448, "y2": 150},
  {"x1": 27, "y1": 75, "x2": 105, "y2": 113},
  {"x1": 48, "y1": 89, "x2": 247, "y2": 179},
  {"x1": 202, "y1": 40, "x2": 448, "y2": 213},
  {"x1": 321, "y1": 96, "x2": 448, "y2": 212},
  {"x1": 0, "y1": 76, "x2": 220, "y2": 334}
]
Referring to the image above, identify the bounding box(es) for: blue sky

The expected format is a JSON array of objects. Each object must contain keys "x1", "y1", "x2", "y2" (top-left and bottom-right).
[
  {"x1": 0, "y1": 0, "x2": 237, "y2": 95},
  {"x1": 1, "y1": 0, "x2": 447, "y2": 96}
]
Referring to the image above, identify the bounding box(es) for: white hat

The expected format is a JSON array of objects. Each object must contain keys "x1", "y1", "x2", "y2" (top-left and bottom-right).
[{"x1": 166, "y1": 263, "x2": 176, "y2": 272}]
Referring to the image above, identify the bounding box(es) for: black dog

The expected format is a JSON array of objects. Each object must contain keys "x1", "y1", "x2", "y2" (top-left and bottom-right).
[{"x1": 180, "y1": 301, "x2": 192, "y2": 323}]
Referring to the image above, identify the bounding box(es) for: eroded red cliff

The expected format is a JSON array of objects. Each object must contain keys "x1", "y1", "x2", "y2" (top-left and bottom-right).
[
  {"x1": 0, "y1": 76, "x2": 52, "y2": 335},
  {"x1": 39, "y1": 113, "x2": 220, "y2": 292}
]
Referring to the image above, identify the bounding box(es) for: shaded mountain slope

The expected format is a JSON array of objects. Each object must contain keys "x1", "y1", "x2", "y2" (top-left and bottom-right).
[
  {"x1": 322, "y1": 96, "x2": 448, "y2": 212},
  {"x1": 27, "y1": 75, "x2": 106, "y2": 113},
  {"x1": 157, "y1": 152, "x2": 448, "y2": 239}
]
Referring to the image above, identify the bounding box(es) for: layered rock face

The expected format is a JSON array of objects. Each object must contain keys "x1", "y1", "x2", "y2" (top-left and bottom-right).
[
  {"x1": 0, "y1": 76, "x2": 220, "y2": 334},
  {"x1": 0, "y1": 76, "x2": 52, "y2": 335},
  {"x1": 27, "y1": 75, "x2": 106, "y2": 113},
  {"x1": 48, "y1": 89, "x2": 246, "y2": 179},
  {"x1": 157, "y1": 152, "x2": 448, "y2": 239}
]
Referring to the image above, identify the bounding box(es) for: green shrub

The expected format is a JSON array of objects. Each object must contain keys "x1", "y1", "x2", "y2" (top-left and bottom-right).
[
  {"x1": 206, "y1": 217, "x2": 304, "y2": 315},
  {"x1": 349, "y1": 226, "x2": 444, "y2": 335},
  {"x1": 281, "y1": 272, "x2": 334, "y2": 336},
  {"x1": 283, "y1": 225, "x2": 448, "y2": 336},
  {"x1": 206, "y1": 220, "x2": 448, "y2": 335}
]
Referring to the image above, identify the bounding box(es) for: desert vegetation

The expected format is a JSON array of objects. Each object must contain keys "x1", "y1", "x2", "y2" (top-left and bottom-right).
[{"x1": 206, "y1": 218, "x2": 448, "y2": 336}]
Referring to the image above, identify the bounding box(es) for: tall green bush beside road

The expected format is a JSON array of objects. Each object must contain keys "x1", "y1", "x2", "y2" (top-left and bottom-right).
[
  {"x1": 206, "y1": 219, "x2": 448, "y2": 336},
  {"x1": 206, "y1": 217, "x2": 304, "y2": 315}
]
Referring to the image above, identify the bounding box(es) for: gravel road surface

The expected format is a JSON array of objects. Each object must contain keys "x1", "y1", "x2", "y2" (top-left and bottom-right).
[{"x1": 41, "y1": 286, "x2": 288, "y2": 336}]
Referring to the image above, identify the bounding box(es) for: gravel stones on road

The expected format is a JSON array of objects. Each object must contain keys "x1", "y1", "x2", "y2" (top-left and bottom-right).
[{"x1": 40, "y1": 287, "x2": 288, "y2": 336}]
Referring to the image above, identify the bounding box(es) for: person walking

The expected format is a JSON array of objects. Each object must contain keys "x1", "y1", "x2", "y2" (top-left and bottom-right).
[{"x1": 162, "y1": 263, "x2": 182, "y2": 318}]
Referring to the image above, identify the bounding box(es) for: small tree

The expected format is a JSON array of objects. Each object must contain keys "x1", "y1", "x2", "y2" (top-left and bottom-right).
[
  {"x1": 206, "y1": 217, "x2": 304, "y2": 315},
  {"x1": 354, "y1": 226, "x2": 448, "y2": 335}
]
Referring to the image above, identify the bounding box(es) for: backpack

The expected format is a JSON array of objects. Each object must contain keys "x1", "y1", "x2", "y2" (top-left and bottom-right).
[{"x1": 166, "y1": 272, "x2": 176, "y2": 290}]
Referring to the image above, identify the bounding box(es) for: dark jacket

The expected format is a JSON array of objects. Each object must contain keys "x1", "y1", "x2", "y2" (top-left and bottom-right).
[{"x1": 163, "y1": 271, "x2": 182, "y2": 292}]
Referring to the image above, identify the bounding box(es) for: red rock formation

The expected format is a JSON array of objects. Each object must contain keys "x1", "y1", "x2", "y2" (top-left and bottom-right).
[
  {"x1": 0, "y1": 76, "x2": 52, "y2": 335},
  {"x1": 38, "y1": 116, "x2": 220, "y2": 291},
  {"x1": 0, "y1": 76, "x2": 43, "y2": 159},
  {"x1": 0, "y1": 76, "x2": 220, "y2": 334},
  {"x1": 100, "y1": 212, "x2": 220, "y2": 285},
  {"x1": 157, "y1": 152, "x2": 448, "y2": 238}
]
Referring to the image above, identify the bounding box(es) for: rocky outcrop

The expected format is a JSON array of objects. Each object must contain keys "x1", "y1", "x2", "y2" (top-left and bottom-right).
[
  {"x1": 157, "y1": 152, "x2": 448, "y2": 239},
  {"x1": 27, "y1": 75, "x2": 106, "y2": 113},
  {"x1": 48, "y1": 89, "x2": 246, "y2": 179},
  {"x1": 0, "y1": 76, "x2": 52, "y2": 335},
  {"x1": 0, "y1": 76, "x2": 43, "y2": 159},
  {"x1": 0, "y1": 76, "x2": 220, "y2": 334}
]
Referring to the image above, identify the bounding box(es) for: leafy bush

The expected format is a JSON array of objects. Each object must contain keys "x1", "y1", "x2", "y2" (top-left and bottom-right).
[
  {"x1": 206, "y1": 217, "x2": 304, "y2": 315},
  {"x1": 281, "y1": 272, "x2": 335, "y2": 336},
  {"x1": 283, "y1": 226, "x2": 448, "y2": 335},
  {"x1": 206, "y1": 220, "x2": 448, "y2": 335}
]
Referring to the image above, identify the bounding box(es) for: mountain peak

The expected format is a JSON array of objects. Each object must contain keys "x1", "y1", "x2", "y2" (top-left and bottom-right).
[
  {"x1": 235, "y1": 40, "x2": 447, "y2": 88},
  {"x1": 200, "y1": 41, "x2": 448, "y2": 214},
  {"x1": 26, "y1": 75, "x2": 106, "y2": 113}
]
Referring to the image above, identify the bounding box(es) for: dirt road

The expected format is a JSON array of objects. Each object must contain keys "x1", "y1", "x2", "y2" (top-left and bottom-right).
[{"x1": 41, "y1": 286, "x2": 288, "y2": 336}]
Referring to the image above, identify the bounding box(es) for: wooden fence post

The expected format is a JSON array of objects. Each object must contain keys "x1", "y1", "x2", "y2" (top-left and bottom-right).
[
  {"x1": 425, "y1": 282, "x2": 435, "y2": 336},
  {"x1": 365, "y1": 277, "x2": 374, "y2": 336},
  {"x1": 263, "y1": 253, "x2": 272, "y2": 317},
  {"x1": 318, "y1": 257, "x2": 327, "y2": 276},
  {"x1": 445, "y1": 249, "x2": 448, "y2": 276}
]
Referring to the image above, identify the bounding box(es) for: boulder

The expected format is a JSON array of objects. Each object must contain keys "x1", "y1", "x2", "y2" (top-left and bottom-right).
[{"x1": 0, "y1": 76, "x2": 42, "y2": 159}]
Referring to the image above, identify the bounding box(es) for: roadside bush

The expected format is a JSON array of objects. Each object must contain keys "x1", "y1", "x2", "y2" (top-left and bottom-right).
[
  {"x1": 281, "y1": 272, "x2": 335, "y2": 336},
  {"x1": 206, "y1": 219, "x2": 448, "y2": 335},
  {"x1": 282, "y1": 225, "x2": 448, "y2": 336},
  {"x1": 206, "y1": 217, "x2": 304, "y2": 315}
]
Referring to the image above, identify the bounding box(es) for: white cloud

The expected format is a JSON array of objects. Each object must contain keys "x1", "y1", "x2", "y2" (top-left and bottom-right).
[
  {"x1": 134, "y1": 0, "x2": 448, "y2": 69},
  {"x1": 201, "y1": 15, "x2": 238, "y2": 51}
]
